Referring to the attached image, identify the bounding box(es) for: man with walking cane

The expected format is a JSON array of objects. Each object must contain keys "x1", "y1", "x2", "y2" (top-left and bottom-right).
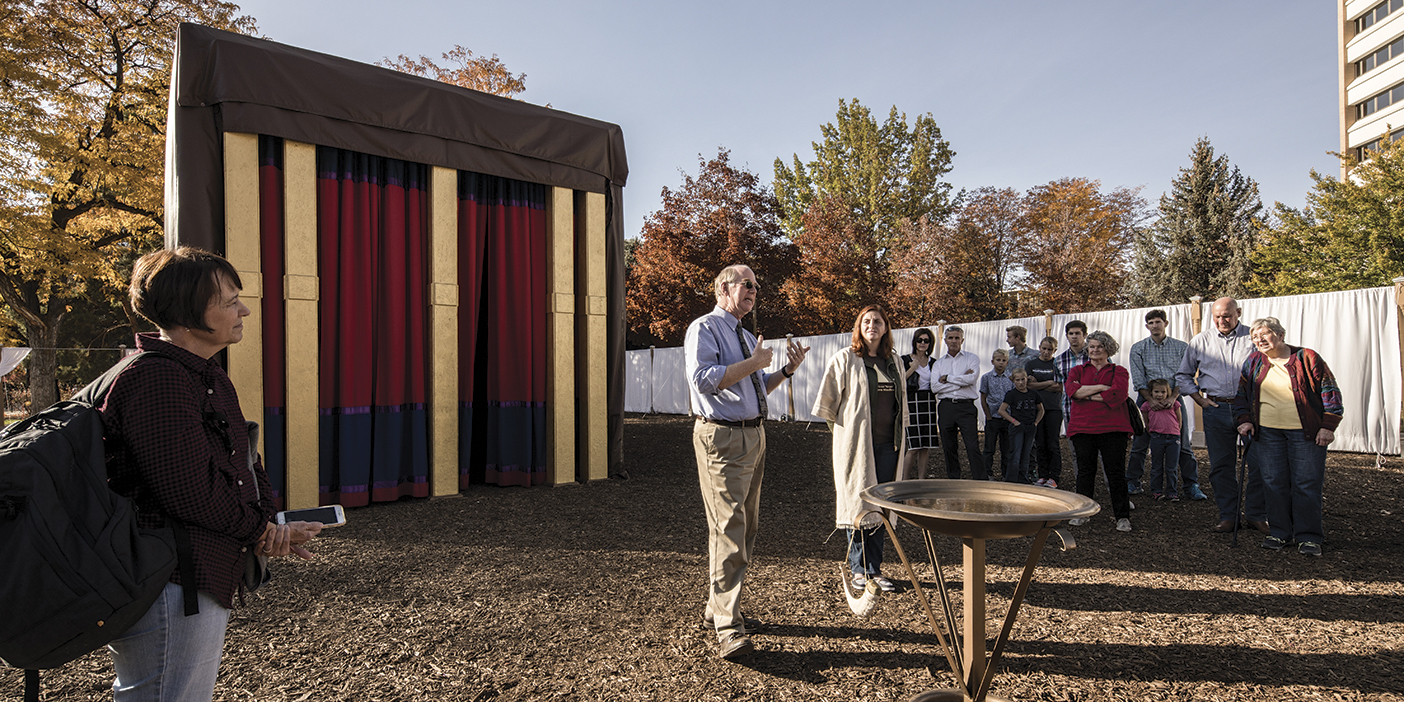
[{"x1": 1176, "y1": 298, "x2": 1266, "y2": 535}]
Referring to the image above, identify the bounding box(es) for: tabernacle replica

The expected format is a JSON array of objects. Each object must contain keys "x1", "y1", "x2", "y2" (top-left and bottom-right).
[{"x1": 166, "y1": 24, "x2": 628, "y2": 508}]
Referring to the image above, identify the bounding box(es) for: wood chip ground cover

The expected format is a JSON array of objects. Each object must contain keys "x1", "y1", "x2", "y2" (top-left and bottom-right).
[{"x1": 7, "y1": 414, "x2": 1402, "y2": 701}]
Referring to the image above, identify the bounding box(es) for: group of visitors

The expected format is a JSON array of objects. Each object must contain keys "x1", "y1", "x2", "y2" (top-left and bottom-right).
[{"x1": 686, "y1": 262, "x2": 1343, "y2": 661}]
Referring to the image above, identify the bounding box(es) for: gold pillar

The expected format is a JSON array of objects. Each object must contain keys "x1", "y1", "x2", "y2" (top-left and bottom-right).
[
  {"x1": 429, "y1": 167, "x2": 460, "y2": 496},
  {"x1": 546, "y1": 188, "x2": 576, "y2": 485},
  {"x1": 222, "y1": 132, "x2": 264, "y2": 459},
  {"x1": 283, "y1": 141, "x2": 320, "y2": 509},
  {"x1": 575, "y1": 191, "x2": 608, "y2": 481}
]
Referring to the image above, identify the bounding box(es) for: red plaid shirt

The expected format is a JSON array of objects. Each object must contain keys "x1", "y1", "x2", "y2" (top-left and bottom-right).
[{"x1": 98, "y1": 333, "x2": 274, "y2": 608}]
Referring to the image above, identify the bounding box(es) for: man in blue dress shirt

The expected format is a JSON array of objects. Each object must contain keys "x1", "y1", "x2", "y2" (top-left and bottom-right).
[
  {"x1": 685, "y1": 264, "x2": 808, "y2": 660},
  {"x1": 1177, "y1": 297, "x2": 1265, "y2": 534}
]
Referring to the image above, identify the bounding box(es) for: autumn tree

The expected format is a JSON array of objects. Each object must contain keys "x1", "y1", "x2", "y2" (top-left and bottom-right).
[
  {"x1": 1128, "y1": 137, "x2": 1262, "y2": 305},
  {"x1": 888, "y1": 188, "x2": 1021, "y2": 327},
  {"x1": 1252, "y1": 137, "x2": 1404, "y2": 295},
  {"x1": 774, "y1": 99, "x2": 956, "y2": 249},
  {"x1": 1017, "y1": 178, "x2": 1147, "y2": 316},
  {"x1": 627, "y1": 149, "x2": 797, "y2": 346},
  {"x1": 780, "y1": 196, "x2": 887, "y2": 335},
  {"x1": 377, "y1": 45, "x2": 527, "y2": 98},
  {"x1": 0, "y1": 0, "x2": 255, "y2": 411}
]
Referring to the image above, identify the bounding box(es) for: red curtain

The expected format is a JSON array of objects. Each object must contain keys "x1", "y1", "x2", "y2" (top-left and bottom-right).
[
  {"x1": 258, "y1": 136, "x2": 286, "y2": 510},
  {"x1": 316, "y1": 148, "x2": 431, "y2": 506},
  {"x1": 458, "y1": 172, "x2": 548, "y2": 487}
]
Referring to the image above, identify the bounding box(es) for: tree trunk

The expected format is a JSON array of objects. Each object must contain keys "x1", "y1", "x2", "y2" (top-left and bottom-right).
[{"x1": 24, "y1": 317, "x2": 61, "y2": 413}]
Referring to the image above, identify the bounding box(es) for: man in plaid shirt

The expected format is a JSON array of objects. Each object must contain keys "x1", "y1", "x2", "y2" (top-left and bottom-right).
[
  {"x1": 1054, "y1": 320, "x2": 1089, "y2": 434},
  {"x1": 1125, "y1": 309, "x2": 1205, "y2": 499}
]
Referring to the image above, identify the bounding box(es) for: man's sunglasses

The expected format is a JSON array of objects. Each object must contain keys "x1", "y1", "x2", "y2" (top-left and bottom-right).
[{"x1": 731, "y1": 280, "x2": 760, "y2": 291}]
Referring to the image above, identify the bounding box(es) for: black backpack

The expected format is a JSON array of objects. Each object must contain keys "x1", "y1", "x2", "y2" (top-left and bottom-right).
[{"x1": 0, "y1": 352, "x2": 189, "y2": 700}]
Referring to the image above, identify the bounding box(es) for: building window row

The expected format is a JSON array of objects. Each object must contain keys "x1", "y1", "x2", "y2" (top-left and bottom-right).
[
  {"x1": 1357, "y1": 34, "x2": 1404, "y2": 76},
  {"x1": 1358, "y1": 0, "x2": 1404, "y2": 33},
  {"x1": 1357, "y1": 79, "x2": 1404, "y2": 118},
  {"x1": 1355, "y1": 127, "x2": 1404, "y2": 162}
]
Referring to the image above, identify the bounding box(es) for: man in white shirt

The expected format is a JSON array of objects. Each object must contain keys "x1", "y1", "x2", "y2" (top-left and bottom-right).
[{"x1": 932, "y1": 326, "x2": 986, "y2": 479}]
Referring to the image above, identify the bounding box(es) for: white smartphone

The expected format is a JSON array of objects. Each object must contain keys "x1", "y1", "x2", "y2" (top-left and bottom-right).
[{"x1": 275, "y1": 504, "x2": 346, "y2": 527}]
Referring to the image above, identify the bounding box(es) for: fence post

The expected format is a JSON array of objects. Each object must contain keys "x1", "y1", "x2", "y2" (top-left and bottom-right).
[
  {"x1": 1394, "y1": 278, "x2": 1404, "y2": 423},
  {"x1": 1042, "y1": 309, "x2": 1054, "y2": 343},
  {"x1": 648, "y1": 345, "x2": 656, "y2": 414},
  {"x1": 1189, "y1": 295, "x2": 1204, "y2": 336}
]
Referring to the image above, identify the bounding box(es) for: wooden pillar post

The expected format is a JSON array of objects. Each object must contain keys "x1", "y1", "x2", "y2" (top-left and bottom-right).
[
  {"x1": 1394, "y1": 278, "x2": 1404, "y2": 421},
  {"x1": 786, "y1": 333, "x2": 795, "y2": 421},
  {"x1": 283, "y1": 141, "x2": 319, "y2": 509},
  {"x1": 1043, "y1": 309, "x2": 1055, "y2": 345},
  {"x1": 1188, "y1": 295, "x2": 1205, "y2": 449},
  {"x1": 428, "y1": 167, "x2": 459, "y2": 496},
  {"x1": 546, "y1": 188, "x2": 576, "y2": 485},
  {"x1": 575, "y1": 192, "x2": 608, "y2": 482},
  {"x1": 222, "y1": 133, "x2": 264, "y2": 461}
]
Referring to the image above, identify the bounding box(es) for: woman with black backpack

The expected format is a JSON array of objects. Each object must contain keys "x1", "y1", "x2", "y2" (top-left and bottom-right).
[{"x1": 99, "y1": 248, "x2": 322, "y2": 701}]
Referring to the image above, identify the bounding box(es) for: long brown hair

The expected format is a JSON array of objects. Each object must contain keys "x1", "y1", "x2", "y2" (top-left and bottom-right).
[{"x1": 849, "y1": 304, "x2": 894, "y2": 358}]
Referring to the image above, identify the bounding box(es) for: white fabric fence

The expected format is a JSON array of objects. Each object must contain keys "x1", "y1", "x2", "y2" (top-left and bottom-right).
[{"x1": 625, "y1": 286, "x2": 1402, "y2": 455}]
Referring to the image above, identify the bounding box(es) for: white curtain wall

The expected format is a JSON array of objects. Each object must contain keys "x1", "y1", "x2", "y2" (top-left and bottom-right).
[{"x1": 624, "y1": 287, "x2": 1402, "y2": 455}]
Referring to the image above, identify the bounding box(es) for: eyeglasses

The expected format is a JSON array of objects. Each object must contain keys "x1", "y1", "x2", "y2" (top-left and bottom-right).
[
  {"x1": 730, "y1": 279, "x2": 760, "y2": 291},
  {"x1": 915, "y1": 338, "x2": 932, "y2": 345}
]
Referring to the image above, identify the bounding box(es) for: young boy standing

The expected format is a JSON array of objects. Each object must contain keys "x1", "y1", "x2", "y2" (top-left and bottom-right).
[{"x1": 979, "y1": 350, "x2": 1014, "y2": 480}]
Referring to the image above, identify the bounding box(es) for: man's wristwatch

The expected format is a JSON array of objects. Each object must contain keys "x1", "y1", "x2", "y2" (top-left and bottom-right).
[{"x1": 781, "y1": 366, "x2": 795, "y2": 378}]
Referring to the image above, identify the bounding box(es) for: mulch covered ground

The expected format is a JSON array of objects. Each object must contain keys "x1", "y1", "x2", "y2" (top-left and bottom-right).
[{"x1": 8, "y1": 414, "x2": 1404, "y2": 701}]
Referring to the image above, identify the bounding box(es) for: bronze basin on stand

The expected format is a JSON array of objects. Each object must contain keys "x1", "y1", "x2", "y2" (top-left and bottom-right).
[{"x1": 861, "y1": 479, "x2": 1100, "y2": 702}]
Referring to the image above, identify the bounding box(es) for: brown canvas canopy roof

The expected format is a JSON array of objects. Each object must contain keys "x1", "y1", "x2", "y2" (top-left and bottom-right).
[{"x1": 165, "y1": 22, "x2": 629, "y2": 472}]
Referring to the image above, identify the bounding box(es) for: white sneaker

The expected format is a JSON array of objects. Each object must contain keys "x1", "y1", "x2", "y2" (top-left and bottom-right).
[
  {"x1": 851, "y1": 573, "x2": 867, "y2": 590},
  {"x1": 1116, "y1": 518, "x2": 1132, "y2": 532},
  {"x1": 1068, "y1": 518, "x2": 1087, "y2": 526},
  {"x1": 871, "y1": 575, "x2": 896, "y2": 592}
]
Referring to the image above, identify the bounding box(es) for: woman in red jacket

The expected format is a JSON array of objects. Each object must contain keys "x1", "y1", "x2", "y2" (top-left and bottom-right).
[{"x1": 1064, "y1": 330, "x2": 1134, "y2": 532}]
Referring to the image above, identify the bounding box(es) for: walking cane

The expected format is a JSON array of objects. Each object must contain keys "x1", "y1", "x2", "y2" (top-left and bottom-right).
[{"x1": 1231, "y1": 433, "x2": 1253, "y2": 548}]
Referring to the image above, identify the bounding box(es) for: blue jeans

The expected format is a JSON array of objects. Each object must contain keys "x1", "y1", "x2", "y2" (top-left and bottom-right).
[
  {"x1": 1203, "y1": 403, "x2": 1265, "y2": 522},
  {"x1": 1126, "y1": 399, "x2": 1199, "y2": 487},
  {"x1": 848, "y1": 441, "x2": 899, "y2": 575},
  {"x1": 108, "y1": 582, "x2": 230, "y2": 702},
  {"x1": 1255, "y1": 426, "x2": 1326, "y2": 544},
  {"x1": 1005, "y1": 423, "x2": 1036, "y2": 484},
  {"x1": 1147, "y1": 432, "x2": 1181, "y2": 495}
]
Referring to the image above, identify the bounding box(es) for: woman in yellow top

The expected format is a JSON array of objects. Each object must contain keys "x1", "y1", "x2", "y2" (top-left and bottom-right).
[{"x1": 1233, "y1": 317, "x2": 1342, "y2": 557}]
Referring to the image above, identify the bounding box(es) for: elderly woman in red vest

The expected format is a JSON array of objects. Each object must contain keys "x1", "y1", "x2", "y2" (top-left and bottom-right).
[{"x1": 1233, "y1": 317, "x2": 1342, "y2": 557}]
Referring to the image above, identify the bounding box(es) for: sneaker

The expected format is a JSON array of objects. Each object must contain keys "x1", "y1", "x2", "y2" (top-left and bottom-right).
[
  {"x1": 851, "y1": 573, "x2": 867, "y2": 590},
  {"x1": 1298, "y1": 542, "x2": 1323, "y2": 557},
  {"x1": 1127, "y1": 482, "x2": 1144, "y2": 495},
  {"x1": 1187, "y1": 483, "x2": 1208, "y2": 501},
  {"x1": 1044, "y1": 479, "x2": 1058, "y2": 489},
  {"x1": 1261, "y1": 535, "x2": 1288, "y2": 551},
  {"x1": 1068, "y1": 517, "x2": 1087, "y2": 526},
  {"x1": 871, "y1": 575, "x2": 896, "y2": 593},
  {"x1": 1168, "y1": 494, "x2": 1181, "y2": 502},
  {"x1": 1034, "y1": 478, "x2": 1046, "y2": 486},
  {"x1": 1116, "y1": 518, "x2": 1132, "y2": 532},
  {"x1": 1151, "y1": 492, "x2": 1164, "y2": 501}
]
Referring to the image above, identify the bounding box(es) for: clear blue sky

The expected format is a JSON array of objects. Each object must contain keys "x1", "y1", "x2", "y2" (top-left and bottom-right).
[{"x1": 235, "y1": 0, "x2": 1339, "y2": 239}]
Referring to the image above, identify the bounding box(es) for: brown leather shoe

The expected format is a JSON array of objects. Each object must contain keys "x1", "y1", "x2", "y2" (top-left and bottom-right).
[
  {"x1": 1211, "y1": 519, "x2": 1236, "y2": 533},
  {"x1": 718, "y1": 633, "x2": 754, "y2": 660},
  {"x1": 1249, "y1": 520, "x2": 1271, "y2": 535}
]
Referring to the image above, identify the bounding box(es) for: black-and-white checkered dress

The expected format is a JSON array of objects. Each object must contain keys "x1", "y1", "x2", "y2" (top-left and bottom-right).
[{"x1": 902, "y1": 355, "x2": 940, "y2": 450}]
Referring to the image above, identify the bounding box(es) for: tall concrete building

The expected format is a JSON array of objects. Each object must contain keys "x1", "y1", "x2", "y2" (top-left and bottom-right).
[{"x1": 1341, "y1": 0, "x2": 1404, "y2": 175}]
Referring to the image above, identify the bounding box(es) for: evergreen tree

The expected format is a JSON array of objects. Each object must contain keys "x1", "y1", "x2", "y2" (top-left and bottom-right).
[
  {"x1": 1130, "y1": 138, "x2": 1262, "y2": 305},
  {"x1": 1253, "y1": 137, "x2": 1404, "y2": 295},
  {"x1": 773, "y1": 98, "x2": 956, "y2": 250}
]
